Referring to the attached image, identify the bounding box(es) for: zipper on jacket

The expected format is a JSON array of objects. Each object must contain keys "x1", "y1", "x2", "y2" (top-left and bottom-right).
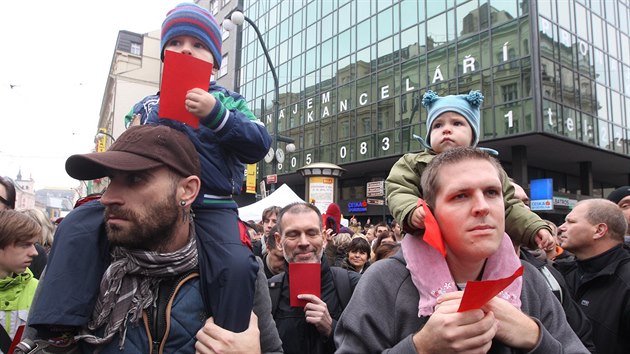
[{"x1": 148, "y1": 269, "x2": 197, "y2": 354}]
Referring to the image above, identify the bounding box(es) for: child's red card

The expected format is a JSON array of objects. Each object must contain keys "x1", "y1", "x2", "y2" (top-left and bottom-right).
[
  {"x1": 159, "y1": 50, "x2": 213, "y2": 128},
  {"x1": 289, "y1": 263, "x2": 321, "y2": 307},
  {"x1": 457, "y1": 265, "x2": 524, "y2": 312}
]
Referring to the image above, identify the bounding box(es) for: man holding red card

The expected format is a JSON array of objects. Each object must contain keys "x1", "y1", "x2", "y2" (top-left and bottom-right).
[
  {"x1": 335, "y1": 147, "x2": 588, "y2": 353},
  {"x1": 269, "y1": 202, "x2": 360, "y2": 354}
]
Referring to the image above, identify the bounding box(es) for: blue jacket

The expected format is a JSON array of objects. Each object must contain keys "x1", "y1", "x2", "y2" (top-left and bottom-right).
[
  {"x1": 81, "y1": 272, "x2": 204, "y2": 354},
  {"x1": 135, "y1": 82, "x2": 271, "y2": 209}
]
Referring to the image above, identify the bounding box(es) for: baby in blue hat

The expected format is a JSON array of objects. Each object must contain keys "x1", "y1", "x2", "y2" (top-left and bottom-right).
[{"x1": 386, "y1": 90, "x2": 555, "y2": 251}]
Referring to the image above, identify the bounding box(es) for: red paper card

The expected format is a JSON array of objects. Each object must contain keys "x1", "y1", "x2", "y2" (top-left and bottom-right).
[
  {"x1": 289, "y1": 263, "x2": 321, "y2": 307},
  {"x1": 159, "y1": 50, "x2": 213, "y2": 128},
  {"x1": 457, "y1": 265, "x2": 524, "y2": 312},
  {"x1": 8, "y1": 324, "x2": 25, "y2": 354},
  {"x1": 420, "y1": 198, "x2": 446, "y2": 257}
]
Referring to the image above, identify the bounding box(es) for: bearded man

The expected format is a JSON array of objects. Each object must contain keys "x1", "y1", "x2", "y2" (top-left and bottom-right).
[{"x1": 21, "y1": 125, "x2": 282, "y2": 354}]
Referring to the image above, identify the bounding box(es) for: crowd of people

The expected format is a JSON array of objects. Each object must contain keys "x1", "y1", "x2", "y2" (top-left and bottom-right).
[{"x1": 1, "y1": 2, "x2": 630, "y2": 354}]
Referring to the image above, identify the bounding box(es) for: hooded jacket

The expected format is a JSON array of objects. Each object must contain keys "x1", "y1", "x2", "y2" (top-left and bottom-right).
[{"x1": 0, "y1": 269, "x2": 38, "y2": 339}]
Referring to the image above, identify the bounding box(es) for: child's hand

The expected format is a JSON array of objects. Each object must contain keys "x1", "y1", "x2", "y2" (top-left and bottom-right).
[
  {"x1": 535, "y1": 229, "x2": 555, "y2": 251},
  {"x1": 186, "y1": 88, "x2": 216, "y2": 118},
  {"x1": 411, "y1": 205, "x2": 426, "y2": 229}
]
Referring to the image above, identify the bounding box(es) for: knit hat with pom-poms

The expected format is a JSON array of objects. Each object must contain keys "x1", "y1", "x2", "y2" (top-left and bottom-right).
[{"x1": 420, "y1": 90, "x2": 484, "y2": 150}]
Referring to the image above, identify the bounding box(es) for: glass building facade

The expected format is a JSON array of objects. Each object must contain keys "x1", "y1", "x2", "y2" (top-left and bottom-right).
[{"x1": 235, "y1": 0, "x2": 630, "y2": 221}]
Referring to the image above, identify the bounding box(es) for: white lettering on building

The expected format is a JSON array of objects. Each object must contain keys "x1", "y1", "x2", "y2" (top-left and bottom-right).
[{"x1": 432, "y1": 65, "x2": 444, "y2": 83}]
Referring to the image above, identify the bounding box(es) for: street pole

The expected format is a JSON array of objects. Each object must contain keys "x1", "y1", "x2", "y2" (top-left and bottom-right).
[{"x1": 237, "y1": 14, "x2": 280, "y2": 193}]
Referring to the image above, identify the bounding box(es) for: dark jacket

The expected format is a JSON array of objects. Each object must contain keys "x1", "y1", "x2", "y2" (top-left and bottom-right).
[
  {"x1": 520, "y1": 248, "x2": 596, "y2": 353},
  {"x1": 558, "y1": 244, "x2": 630, "y2": 354},
  {"x1": 270, "y1": 258, "x2": 359, "y2": 354},
  {"x1": 341, "y1": 257, "x2": 370, "y2": 274},
  {"x1": 335, "y1": 251, "x2": 589, "y2": 353},
  {"x1": 26, "y1": 259, "x2": 283, "y2": 354},
  {"x1": 138, "y1": 82, "x2": 272, "y2": 208}
]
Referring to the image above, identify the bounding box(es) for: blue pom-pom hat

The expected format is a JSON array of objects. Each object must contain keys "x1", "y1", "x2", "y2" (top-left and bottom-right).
[{"x1": 420, "y1": 90, "x2": 484, "y2": 150}]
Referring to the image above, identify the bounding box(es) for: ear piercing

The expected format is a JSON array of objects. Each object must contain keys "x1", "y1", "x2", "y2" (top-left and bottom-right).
[{"x1": 180, "y1": 200, "x2": 187, "y2": 206}]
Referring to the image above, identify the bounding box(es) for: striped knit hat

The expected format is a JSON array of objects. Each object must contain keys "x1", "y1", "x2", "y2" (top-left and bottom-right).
[{"x1": 161, "y1": 3, "x2": 222, "y2": 68}]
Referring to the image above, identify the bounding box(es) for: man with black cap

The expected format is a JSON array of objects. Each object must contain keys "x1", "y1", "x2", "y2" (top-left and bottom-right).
[
  {"x1": 21, "y1": 125, "x2": 282, "y2": 353},
  {"x1": 607, "y1": 186, "x2": 630, "y2": 246}
]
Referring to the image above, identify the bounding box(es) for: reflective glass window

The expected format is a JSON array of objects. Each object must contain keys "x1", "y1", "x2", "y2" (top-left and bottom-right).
[
  {"x1": 320, "y1": 117, "x2": 334, "y2": 145},
  {"x1": 593, "y1": 49, "x2": 607, "y2": 85},
  {"x1": 377, "y1": 7, "x2": 393, "y2": 41},
  {"x1": 306, "y1": 0, "x2": 318, "y2": 26},
  {"x1": 609, "y1": 58, "x2": 621, "y2": 92},
  {"x1": 611, "y1": 91, "x2": 623, "y2": 125},
  {"x1": 560, "y1": 66, "x2": 576, "y2": 106},
  {"x1": 607, "y1": 23, "x2": 618, "y2": 58},
  {"x1": 592, "y1": 16, "x2": 604, "y2": 50},
  {"x1": 357, "y1": 19, "x2": 371, "y2": 50},
  {"x1": 427, "y1": 13, "x2": 447, "y2": 50},
  {"x1": 337, "y1": 111, "x2": 354, "y2": 139},
  {"x1": 557, "y1": 0, "x2": 572, "y2": 30},
  {"x1": 377, "y1": 98, "x2": 396, "y2": 131},
  {"x1": 490, "y1": 0, "x2": 518, "y2": 26},
  {"x1": 562, "y1": 106, "x2": 578, "y2": 140},
  {"x1": 595, "y1": 83, "x2": 609, "y2": 119},
  {"x1": 579, "y1": 75, "x2": 596, "y2": 114},
  {"x1": 338, "y1": 28, "x2": 354, "y2": 59},
  {"x1": 457, "y1": 1, "x2": 479, "y2": 36},
  {"x1": 357, "y1": 0, "x2": 370, "y2": 23},
  {"x1": 427, "y1": 0, "x2": 446, "y2": 19},
  {"x1": 574, "y1": 3, "x2": 588, "y2": 41},
  {"x1": 322, "y1": 13, "x2": 334, "y2": 41},
  {"x1": 305, "y1": 46, "x2": 318, "y2": 73},
  {"x1": 580, "y1": 113, "x2": 596, "y2": 145},
  {"x1": 542, "y1": 100, "x2": 561, "y2": 134},
  {"x1": 338, "y1": 3, "x2": 352, "y2": 32},
  {"x1": 400, "y1": 26, "x2": 419, "y2": 60},
  {"x1": 400, "y1": 0, "x2": 419, "y2": 30},
  {"x1": 356, "y1": 103, "x2": 374, "y2": 136}
]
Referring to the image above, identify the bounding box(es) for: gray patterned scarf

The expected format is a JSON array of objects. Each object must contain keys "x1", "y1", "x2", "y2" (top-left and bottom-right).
[{"x1": 79, "y1": 232, "x2": 198, "y2": 349}]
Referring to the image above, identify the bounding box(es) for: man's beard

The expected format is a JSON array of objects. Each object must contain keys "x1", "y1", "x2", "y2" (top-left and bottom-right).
[{"x1": 104, "y1": 192, "x2": 180, "y2": 251}]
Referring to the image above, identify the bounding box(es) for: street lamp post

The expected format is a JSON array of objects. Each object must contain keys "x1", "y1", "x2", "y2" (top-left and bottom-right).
[
  {"x1": 224, "y1": 9, "x2": 287, "y2": 193},
  {"x1": 94, "y1": 129, "x2": 116, "y2": 153},
  {"x1": 94, "y1": 131, "x2": 116, "y2": 143}
]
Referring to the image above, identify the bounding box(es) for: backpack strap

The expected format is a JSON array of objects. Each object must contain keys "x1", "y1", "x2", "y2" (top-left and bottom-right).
[
  {"x1": 329, "y1": 267, "x2": 353, "y2": 309},
  {"x1": 268, "y1": 273, "x2": 285, "y2": 316}
]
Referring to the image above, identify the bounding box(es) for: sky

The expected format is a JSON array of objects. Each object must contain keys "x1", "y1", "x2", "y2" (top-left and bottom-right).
[{"x1": 0, "y1": 0, "x2": 186, "y2": 191}]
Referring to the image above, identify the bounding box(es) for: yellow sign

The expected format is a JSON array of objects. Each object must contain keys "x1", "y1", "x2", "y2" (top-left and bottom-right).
[
  {"x1": 96, "y1": 128, "x2": 107, "y2": 153},
  {"x1": 246, "y1": 164, "x2": 257, "y2": 194}
]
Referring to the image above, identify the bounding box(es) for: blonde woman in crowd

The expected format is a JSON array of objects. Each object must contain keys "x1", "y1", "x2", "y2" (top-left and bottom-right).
[{"x1": 21, "y1": 208, "x2": 55, "y2": 255}]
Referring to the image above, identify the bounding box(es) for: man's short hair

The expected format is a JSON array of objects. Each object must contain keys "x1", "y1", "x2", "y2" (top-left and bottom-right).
[
  {"x1": 277, "y1": 202, "x2": 322, "y2": 235},
  {"x1": 266, "y1": 225, "x2": 279, "y2": 249},
  {"x1": 65, "y1": 125, "x2": 200, "y2": 180},
  {"x1": 0, "y1": 210, "x2": 41, "y2": 248},
  {"x1": 421, "y1": 147, "x2": 503, "y2": 208},
  {"x1": 375, "y1": 222, "x2": 389, "y2": 232},
  {"x1": 581, "y1": 199, "x2": 628, "y2": 241},
  {"x1": 262, "y1": 206, "x2": 281, "y2": 222}
]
